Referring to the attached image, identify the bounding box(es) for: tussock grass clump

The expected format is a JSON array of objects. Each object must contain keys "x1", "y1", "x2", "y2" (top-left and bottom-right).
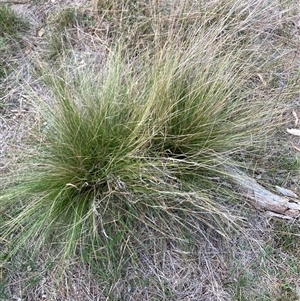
[
  {"x1": 0, "y1": 41, "x2": 280, "y2": 265},
  {"x1": 0, "y1": 5, "x2": 29, "y2": 81},
  {"x1": 0, "y1": 1, "x2": 300, "y2": 300},
  {"x1": 0, "y1": 5, "x2": 29, "y2": 38},
  {"x1": 0, "y1": 0, "x2": 290, "y2": 280},
  {"x1": 47, "y1": 8, "x2": 96, "y2": 59}
]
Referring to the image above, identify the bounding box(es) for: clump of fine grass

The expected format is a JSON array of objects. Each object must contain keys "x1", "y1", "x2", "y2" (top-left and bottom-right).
[
  {"x1": 0, "y1": 5, "x2": 29, "y2": 81},
  {"x1": 47, "y1": 8, "x2": 96, "y2": 59},
  {"x1": 1, "y1": 47, "x2": 280, "y2": 262},
  {"x1": 95, "y1": 0, "x2": 153, "y2": 42},
  {"x1": 0, "y1": 5, "x2": 29, "y2": 112},
  {"x1": 46, "y1": 8, "x2": 79, "y2": 59},
  {"x1": 0, "y1": 5, "x2": 29, "y2": 38},
  {"x1": 0, "y1": 0, "x2": 290, "y2": 278}
]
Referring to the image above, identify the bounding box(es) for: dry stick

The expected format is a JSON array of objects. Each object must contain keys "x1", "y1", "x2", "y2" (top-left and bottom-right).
[{"x1": 225, "y1": 166, "x2": 300, "y2": 220}]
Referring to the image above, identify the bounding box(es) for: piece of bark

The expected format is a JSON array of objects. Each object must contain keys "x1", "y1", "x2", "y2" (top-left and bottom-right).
[{"x1": 225, "y1": 166, "x2": 300, "y2": 219}]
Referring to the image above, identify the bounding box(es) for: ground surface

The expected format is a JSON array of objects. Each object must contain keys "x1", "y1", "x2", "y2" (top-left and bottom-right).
[{"x1": 1, "y1": 1, "x2": 300, "y2": 301}]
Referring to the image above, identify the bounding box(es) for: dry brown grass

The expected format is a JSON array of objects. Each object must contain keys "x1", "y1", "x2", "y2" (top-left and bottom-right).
[{"x1": 1, "y1": 1, "x2": 300, "y2": 301}]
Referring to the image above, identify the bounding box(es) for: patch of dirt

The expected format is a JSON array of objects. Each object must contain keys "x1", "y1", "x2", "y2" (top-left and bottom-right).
[{"x1": 1, "y1": 1, "x2": 300, "y2": 300}]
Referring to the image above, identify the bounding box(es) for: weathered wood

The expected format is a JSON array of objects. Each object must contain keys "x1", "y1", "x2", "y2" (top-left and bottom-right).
[{"x1": 226, "y1": 166, "x2": 300, "y2": 220}]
